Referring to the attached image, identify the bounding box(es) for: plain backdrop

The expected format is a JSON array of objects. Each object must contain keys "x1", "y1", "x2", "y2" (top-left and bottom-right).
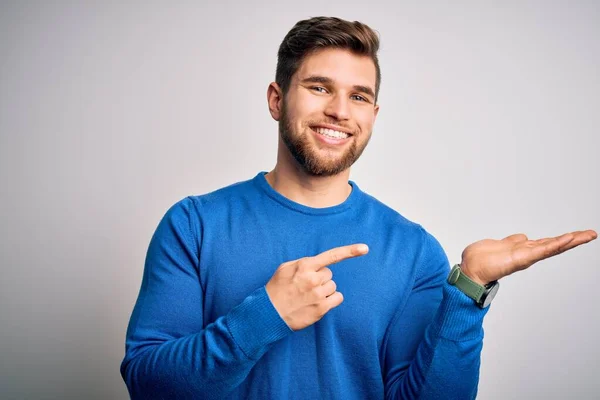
[{"x1": 0, "y1": 1, "x2": 598, "y2": 399}]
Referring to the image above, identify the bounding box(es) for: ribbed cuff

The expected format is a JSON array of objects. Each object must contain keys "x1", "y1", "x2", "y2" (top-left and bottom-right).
[
  {"x1": 226, "y1": 286, "x2": 293, "y2": 360},
  {"x1": 433, "y1": 283, "x2": 490, "y2": 341}
]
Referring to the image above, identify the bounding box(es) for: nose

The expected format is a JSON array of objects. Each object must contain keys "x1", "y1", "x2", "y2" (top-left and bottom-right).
[{"x1": 324, "y1": 94, "x2": 350, "y2": 121}]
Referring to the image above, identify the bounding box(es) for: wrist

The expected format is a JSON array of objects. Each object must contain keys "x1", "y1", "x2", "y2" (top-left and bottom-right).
[
  {"x1": 448, "y1": 264, "x2": 500, "y2": 309},
  {"x1": 459, "y1": 263, "x2": 488, "y2": 286}
]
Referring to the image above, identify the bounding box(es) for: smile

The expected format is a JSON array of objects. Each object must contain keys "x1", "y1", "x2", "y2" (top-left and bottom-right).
[{"x1": 313, "y1": 127, "x2": 350, "y2": 140}]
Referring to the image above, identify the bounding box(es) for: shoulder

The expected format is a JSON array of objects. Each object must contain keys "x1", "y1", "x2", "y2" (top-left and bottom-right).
[
  {"x1": 357, "y1": 187, "x2": 448, "y2": 269},
  {"x1": 153, "y1": 177, "x2": 257, "y2": 247},
  {"x1": 168, "y1": 175, "x2": 257, "y2": 218},
  {"x1": 153, "y1": 176, "x2": 254, "y2": 227},
  {"x1": 190, "y1": 176, "x2": 255, "y2": 207},
  {"x1": 357, "y1": 188, "x2": 424, "y2": 235}
]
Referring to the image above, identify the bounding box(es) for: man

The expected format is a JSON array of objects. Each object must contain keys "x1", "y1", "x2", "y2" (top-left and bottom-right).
[{"x1": 120, "y1": 17, "x2": 596, "y2": 399}]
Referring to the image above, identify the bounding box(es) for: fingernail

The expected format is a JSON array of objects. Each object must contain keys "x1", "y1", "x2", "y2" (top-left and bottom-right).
[{"x1": 357, "y1": 244, "x2": 369, "y2": 253}]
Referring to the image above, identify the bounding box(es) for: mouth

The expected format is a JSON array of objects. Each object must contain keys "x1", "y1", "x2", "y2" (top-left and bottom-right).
[{"x1": 311, "y1": 126, "x2": 352, "y2": 140}]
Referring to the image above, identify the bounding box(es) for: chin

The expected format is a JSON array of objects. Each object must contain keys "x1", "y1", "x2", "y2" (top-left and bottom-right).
[{"x1": 300, "y1": 155, "x2": 354, "y2": 177}]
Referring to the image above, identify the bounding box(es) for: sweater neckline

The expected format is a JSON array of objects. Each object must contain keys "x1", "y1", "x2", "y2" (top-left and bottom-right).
[{"x1": 252, "y1": 171, "x2": 361, "y2": 216}]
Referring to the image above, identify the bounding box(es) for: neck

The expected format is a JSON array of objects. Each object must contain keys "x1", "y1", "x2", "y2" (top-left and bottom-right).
[{"x1": 265, "y1": 140, "x2": 352, "y2": 208}]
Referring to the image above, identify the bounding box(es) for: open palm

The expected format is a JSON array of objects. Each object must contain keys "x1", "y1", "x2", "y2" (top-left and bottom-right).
[{"x1": 460, "y1": 230, "x2": 597, "y2": 285}]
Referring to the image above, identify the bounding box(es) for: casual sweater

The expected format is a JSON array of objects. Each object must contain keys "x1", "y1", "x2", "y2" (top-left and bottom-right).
[{"x1": 120, "y1": 172, "x2": 489, "y2": 399}]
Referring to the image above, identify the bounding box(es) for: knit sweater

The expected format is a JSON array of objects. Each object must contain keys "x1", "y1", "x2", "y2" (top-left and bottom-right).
[{"x1": 120, "y1": 172, "x2": 488, "y2": 399}]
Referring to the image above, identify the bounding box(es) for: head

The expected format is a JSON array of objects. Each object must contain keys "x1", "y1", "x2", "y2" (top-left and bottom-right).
[{"x1": 267, "y1": 17, "x2": 381, "y2": 177}]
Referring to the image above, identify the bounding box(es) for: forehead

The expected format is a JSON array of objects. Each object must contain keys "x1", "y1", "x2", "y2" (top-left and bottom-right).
[{"x1": 294, "y1": 48, "x2": 377, "y2": 89}]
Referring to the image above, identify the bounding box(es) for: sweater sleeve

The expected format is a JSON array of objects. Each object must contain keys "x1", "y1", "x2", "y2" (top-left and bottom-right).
[
  {"x1": 120, "y1": 198, "x2": 292, "y2": 399},
  {"x1": 383, "y1": 229, "x2": 489, "y2": 399}
]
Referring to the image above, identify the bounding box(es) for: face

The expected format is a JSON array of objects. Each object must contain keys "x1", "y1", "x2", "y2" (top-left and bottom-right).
[{"x1": 272, "y1": 48, "x2": 379, "y2": 176}]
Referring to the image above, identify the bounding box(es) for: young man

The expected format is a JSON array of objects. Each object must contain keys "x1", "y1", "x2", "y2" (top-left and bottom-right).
[{"x1": 120, "y1": 17, "x2": 596, "y2": 399}]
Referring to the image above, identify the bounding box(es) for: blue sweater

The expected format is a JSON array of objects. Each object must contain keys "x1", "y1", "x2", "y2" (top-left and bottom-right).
[{"x1": 121, "y1": 172, "x2": 488, "y2": 399}]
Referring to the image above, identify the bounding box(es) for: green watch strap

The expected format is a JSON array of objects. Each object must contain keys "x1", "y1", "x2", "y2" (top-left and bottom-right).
[{"x1": 447, "y1": 264, "x2": 486, "y2": 303}]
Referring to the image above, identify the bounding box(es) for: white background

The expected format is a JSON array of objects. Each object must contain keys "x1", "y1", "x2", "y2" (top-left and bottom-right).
[{"x1": 1, "y1": 1, "x2": 598, "y2": 399}]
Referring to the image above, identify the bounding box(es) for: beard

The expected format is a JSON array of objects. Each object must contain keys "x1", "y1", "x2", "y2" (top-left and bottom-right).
[{"x1": 279, "y1": 100, "x2": 371, "y2": 177}]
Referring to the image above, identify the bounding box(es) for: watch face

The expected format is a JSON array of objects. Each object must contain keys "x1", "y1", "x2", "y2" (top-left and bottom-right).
[{"x1": 481, "y1": 282, "x2": 500, "y2": 308}]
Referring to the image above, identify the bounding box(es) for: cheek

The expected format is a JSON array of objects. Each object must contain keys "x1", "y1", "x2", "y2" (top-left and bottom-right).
[
  {"x1": 295, "y1": 93, "x2": 327, "y2": 117},
  {"x1": 355, "y1": 112, "x2": 375, "y2": 132}
]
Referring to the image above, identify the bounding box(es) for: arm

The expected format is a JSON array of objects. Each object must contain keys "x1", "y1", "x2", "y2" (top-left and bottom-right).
[
  {"x1": 120, "y1": 198, "x2": 292, "y2": 399},
  {"x1": 384, "y1": 228, "x2": 597, "y2": 399},
  {"x1": 383, "y1": 230, "x2": 488, "y2": 399}
]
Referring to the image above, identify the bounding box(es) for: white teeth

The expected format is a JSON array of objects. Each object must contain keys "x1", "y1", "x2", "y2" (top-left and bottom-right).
[{"x1": 315, "y1": 127, "x2": 349, "y2": 139}]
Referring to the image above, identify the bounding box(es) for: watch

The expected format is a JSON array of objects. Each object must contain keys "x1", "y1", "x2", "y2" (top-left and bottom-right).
[{"x1": 447, "y1": 264, "x2": 499, "y2": 308}]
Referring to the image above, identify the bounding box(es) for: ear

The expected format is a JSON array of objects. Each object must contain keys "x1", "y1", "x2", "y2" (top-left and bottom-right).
[
  {"x1": 267, "y1": 82, "x2": 283, "y2": 121},
  {"x1": 373, "y1": 103, "x2": 380, "y2": 120}
]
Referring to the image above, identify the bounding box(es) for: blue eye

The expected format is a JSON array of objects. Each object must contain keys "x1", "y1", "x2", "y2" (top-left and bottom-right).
[
  {"x1": 312, "y1": 86, "x2": 328, "y2": 93},
  {"x1": 351, "y1": 95, "x2": 367, "y2": 102}
]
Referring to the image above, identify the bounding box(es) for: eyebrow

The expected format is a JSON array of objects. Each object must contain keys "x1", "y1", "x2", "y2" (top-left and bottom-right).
[{"x1": 300, "y1": 75, "x2": 376, "y2": 99}]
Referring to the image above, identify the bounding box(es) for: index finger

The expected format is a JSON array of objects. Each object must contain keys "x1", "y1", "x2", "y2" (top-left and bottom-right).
[{"x1": 304, "y1": 244, "x2": 369, "y2": 271}]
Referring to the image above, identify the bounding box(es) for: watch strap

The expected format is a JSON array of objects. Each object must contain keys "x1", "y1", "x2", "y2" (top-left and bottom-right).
[{"x1": 448, "y1": 264, "x2": 485, "y2": 303}]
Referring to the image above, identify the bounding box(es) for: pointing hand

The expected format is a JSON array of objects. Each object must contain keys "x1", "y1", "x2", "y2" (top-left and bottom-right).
[{"x1": 266, "y1": 244, "x2": 369, "y2": 331}]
